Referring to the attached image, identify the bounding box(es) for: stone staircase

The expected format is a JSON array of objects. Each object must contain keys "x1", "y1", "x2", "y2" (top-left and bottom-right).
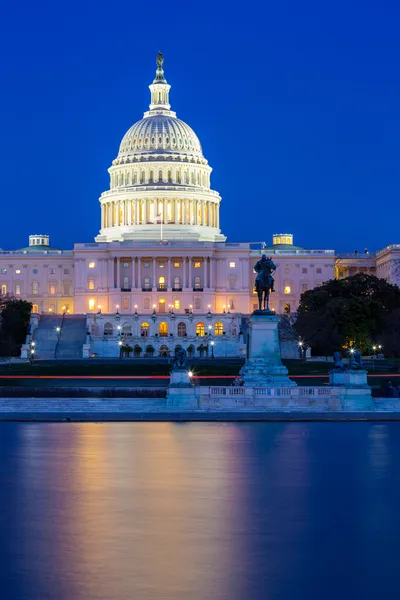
[
  {"x1": 0, "y1": 397, "x2": 166, "y2": 414},
  {"x1": 55, "y1": 315, "x2": 87, "y2": 359},
  {"x1": 32, "y1": 314, "x2": 87, "y2": 359},
  {"x1": 32, "y1": 314, "x2": 63, "y2": 359}
]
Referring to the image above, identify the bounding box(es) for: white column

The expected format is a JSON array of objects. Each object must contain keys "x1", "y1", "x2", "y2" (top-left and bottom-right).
[
  {"x1": 163, "y1": 198, "x2": 168, "y2": 223},
  {"x1": 216, "y1": 204, "x2": 220, "y2": 229},
  {"x1": 132, "y1": 258, "x2": 136, "y2": 289},
  {"x1": 116, "y1": 258, "x2": 121, "y2": 289},
  {"x1": 137, "y1": 257, "x2": 141, "y2": 289},
  {"x1": 183, "y1": 257, "x2": 187, "y2": 289},
  {"x1": 210, "y1": 257, "x2": 214, "y2": 289},
  {"x1": 201, "y1": 201, "x2": 205, "y2": 226},
  {"x1": 108, "y1": 258, "x2": 115, "y2": 289},
  {"x1": 168, "y1": 258, "x2": 171, "y2": 290},
  {"x1": 152, "y1": 257, "x2": 156, "y2": 290},
  {"x1": 174, "y1": 199, "x2": 179, "y2": 224},
  {"x1": 188, "y1": 258, "x2": 192, "y2": 289},
  {"x1": 204, "y1": 258, "x2": 208, "y2": 289}
]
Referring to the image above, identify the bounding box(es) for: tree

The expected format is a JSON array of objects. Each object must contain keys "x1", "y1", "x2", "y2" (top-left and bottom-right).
[
  {"x1": 0, "y1": 296, "x2": 32, "y2": 356},
  {"x1": 295, "y1": 274, "x2": 400, "y2": 355}
]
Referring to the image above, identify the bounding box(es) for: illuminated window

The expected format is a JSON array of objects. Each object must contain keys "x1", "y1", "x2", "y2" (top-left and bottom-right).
[
  {"x1": 158, "y1": 276, "x2": 165, "y2": 290},
  {"x1": 1, "y1": 284, "x2": 7, "y2": 295},
  {"x1": 123, "y1": 297, "x2": 129, "y2": 309},
  {"x1": 177, "y1": 322, "x2": 186, "y2": 336},
  {"x1": 229, "y1": 262, "x2": 236, "y2": 268},
  {"x1": 159, "y1": 321, "x2": 168, "y2": 336},
  {"x1": 15, "y1": 284, "x2": 21, "y2": 295},
  {"x1": 15, "y1": 269, "x2": 21, "y2": 275},
  {"x1": 196, "y1": 322, "x2": 205, "y2": 336},
  {"x1": 141, "y1": 322, "x2": 150, "y2": 337},
  {"x1": 194, "y1": 262, "x2": 201, "y2": 268},
  {"x1": 174, "y1": 299, "x2": 180, "y2": 310},
  {"x1": 88, "y1": 279, "x2": 95, "y2": 290},
  {"x1": 32, "y1": 304, "x2": 39, "y2": 314},
  {"x1": 284, "y1": 303, "x2": 291, "y2": 313},
  {"x1": 214, "y1": 322, "x2": 223, "y2": 336},
  {"x1": 88, "y1": 262, "x2": 95, "y2": 269},
  {"x1": 173, "y1": 262, "x2": 180, "y2": 268},
  {"x1": 89, "y1": 298, "x2": 95, "y2": 310},
  {"x1": 284, "y1": 286, "x2": 291, "y2": 295},
  {"x1": 159, "y1": 298, "x2": 166, "y2": 313},
  {"x1": 49, "y1": 285, "x2": 56, "y2": 295},
  {"x1": 159, "y1": 262, "x2": 165, "y2": 268}
]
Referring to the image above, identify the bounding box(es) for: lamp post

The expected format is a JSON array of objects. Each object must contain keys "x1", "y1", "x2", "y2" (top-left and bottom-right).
[{"x1": 210, "y1": 340, "x2": 215, "y2": 359}]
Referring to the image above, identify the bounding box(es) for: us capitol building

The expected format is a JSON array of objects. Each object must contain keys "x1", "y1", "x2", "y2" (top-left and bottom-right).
[{"x1": 2, "y1": 54, "x2": 399, "y2": 358}]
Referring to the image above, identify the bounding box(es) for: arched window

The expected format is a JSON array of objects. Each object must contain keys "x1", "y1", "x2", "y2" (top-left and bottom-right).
[
  {"x1": 32, "y1": 280, "x2": 39, "y2": 295},
  {"x1": 88, "y1": 279, "x2": 95, "y2": 290},
  {"x1": 149, "y1": 170, "x2": 154, "y2": 182},
  {"x1": 177, "y1": 170, "x2": 181, "y2": 183},
  {"x1": 284, "y1": 303, "x2": 291, "y2": 314},
  {"x1": 214, "y1": 322, "x2": 223, "y2": 336},
  {"x1": 159, "y1": 321, "x2": 168, "y2": 336},
  {"x1": 228, "y1": 276, "x2": 236, "y2": 290},
  {"x1": 104, "y1": 322, "x2": 113, "y2": 336},
  {"x1": 173, "y1": 276, "x2": 180, "y2": 290},
  {"x1": 32, "y1": 304, "x2": 39, "y2": 314},
  {"x1": 194, "y1": 276, "x2": 201, "y2": 290},
  {"x1": 143, "y1": 276, "x2": 151, "y2": 290},
  {"x1": 159, "y1": 345, "x2": 169, "y2": 357},
  {"x1": 177, "y1": 322, "x2": 187, "y2": 337},
  {"x1": 123, "y1": 276, "x2": 130, "y2": 290},
  {"x1": 141, "y1": 171, "x2": 145, "y2": 184},
  {"x1": 141, "y1": 322, "x2": 150, "y2": 337},
  {"x1": 187, "y1": 344, "x2": 195, "y2": 358},
  {"x1": 134, "y1": 344, "x2": 141, "y2": 357},
  {"x1": 158, "y1": 169, "x2": 163, "y2": 182},
  {"x1": 175, "y1": 345, "x2": 183, "y2": 355},
  {"x1": 122, "y1": 322, "x2": 132, "y2": 336},
  {"x1": 158, "y1": 276, "x2": 165, "y2": 290},
  {"x1": 196, "y1": 322, "x2": 205, "y2": 336},
  {"x1": 168, "y1": 170, "x2": 172, "y2": 182}
]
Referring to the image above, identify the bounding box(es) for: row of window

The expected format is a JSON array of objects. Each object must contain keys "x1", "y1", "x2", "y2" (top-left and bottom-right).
[
  {"x1": 111, "y1": 169, "x2": 209, "y2": 187},
  {"x1": 1, "y1": 283, "x2": 72, "y2": 296},
  {"x1": 0, "y1": 268, "x2": 70, "y2": 275},
  {"x1": 103, "y1": 321, "x2": 224, "y2": 337}
]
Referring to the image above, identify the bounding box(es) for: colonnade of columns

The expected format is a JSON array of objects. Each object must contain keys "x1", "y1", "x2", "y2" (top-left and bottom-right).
[{"x1": 101, "y1": 198, "x2": 219, "y2": 229}]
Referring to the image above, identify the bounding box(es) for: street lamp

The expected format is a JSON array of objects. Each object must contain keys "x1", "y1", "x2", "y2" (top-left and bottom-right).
[
  {"x1": 55, "y1": 326, "x2": 61, "y2": 333},
  {"x1": 210, "y1": 340, "x2": 215, "y2": 359}
]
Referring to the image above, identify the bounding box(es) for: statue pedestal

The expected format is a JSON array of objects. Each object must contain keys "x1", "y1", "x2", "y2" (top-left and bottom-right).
[
  {"x1": 240, "y1": 313, "x2": 296, "y2": 387},
  {"x1": 166, "y1": 369, "x2": 198, "y2": 408},
  {"x1": 329, "y1": 369, "x2": 373, "y2": 409}
]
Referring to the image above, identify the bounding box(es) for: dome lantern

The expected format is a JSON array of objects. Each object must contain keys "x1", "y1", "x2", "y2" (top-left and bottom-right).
[{"x1": 148, "y1": 51, "x2": 171, "y2": 113}]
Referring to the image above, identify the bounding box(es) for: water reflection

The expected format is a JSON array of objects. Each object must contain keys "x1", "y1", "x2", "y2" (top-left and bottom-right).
[{"x1": 1, "y1": 422, "x2": 400, "y2": 600}]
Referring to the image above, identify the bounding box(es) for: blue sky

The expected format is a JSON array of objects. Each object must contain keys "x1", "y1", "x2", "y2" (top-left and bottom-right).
[{"x1": 1, "y1": 0, "x2": 399, "y2": 251}]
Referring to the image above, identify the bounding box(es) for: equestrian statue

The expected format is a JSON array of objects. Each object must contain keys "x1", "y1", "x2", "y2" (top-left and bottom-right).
[{"x1": 254, "y1": 254, "x2": 276, "y2": 312}]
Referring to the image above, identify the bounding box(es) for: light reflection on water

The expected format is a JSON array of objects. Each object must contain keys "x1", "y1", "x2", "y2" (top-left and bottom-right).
[{"x1": 0, "y1": 422, "x2": 399, "y2": 600}]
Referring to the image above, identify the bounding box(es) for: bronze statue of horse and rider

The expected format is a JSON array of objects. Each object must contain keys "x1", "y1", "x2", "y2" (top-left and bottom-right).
[{"x1": 254, "y1": 254, "x2": 276, "y2": 313}]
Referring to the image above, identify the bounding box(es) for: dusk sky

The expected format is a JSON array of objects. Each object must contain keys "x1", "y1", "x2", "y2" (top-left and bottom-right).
[{"x1": 1, "y1": 0, "x2": 399, "y2": 252}]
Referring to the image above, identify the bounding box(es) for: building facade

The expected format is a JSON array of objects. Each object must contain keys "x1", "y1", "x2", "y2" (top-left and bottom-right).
[{"x1": 1, "y1": 54, "x2": 399, "y2": 358}]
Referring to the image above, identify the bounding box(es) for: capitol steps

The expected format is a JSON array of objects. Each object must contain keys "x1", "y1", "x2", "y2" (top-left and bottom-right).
[
  {"x1": 55, "y1": 315, "x2": 87, "y2": 359},
  {"x1": 32, "y1": 315, "x2": 63, "y2": 359}
]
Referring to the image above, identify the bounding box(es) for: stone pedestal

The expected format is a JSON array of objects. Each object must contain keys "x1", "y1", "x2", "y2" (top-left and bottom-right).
[
  {"x1": 166, "y1": 369, "x2": 198, "y2": 408},
  {"x1": 329, "y1": 369, "x2": 373, "y2": 409},
  {"x1": 240, "y1": 312, "x2": 296, "y2": 387}
]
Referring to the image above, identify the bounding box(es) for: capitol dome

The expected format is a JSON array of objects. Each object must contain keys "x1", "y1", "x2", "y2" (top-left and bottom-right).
[
  {"x1": 118, "y1": 115, "x2": 204, "y2": 160},
  {"x1": 96, "y1": 52, "x2": 225, "y2": 243}
]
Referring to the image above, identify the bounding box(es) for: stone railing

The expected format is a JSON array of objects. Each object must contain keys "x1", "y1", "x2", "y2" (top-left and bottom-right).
[{"x1": 197, "y1": 385, "x2": 373, "y2": 410}]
